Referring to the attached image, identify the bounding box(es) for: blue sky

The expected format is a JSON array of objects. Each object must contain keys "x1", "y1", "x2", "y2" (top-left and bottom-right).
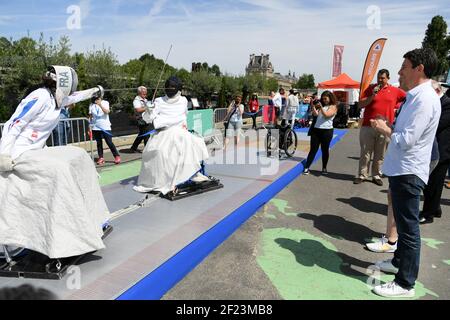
[{"x1": 1, "y1": 0, "x2": 449, "y2": 83}]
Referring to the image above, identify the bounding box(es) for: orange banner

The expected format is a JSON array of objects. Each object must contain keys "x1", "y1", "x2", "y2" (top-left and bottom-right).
[{"x1": 359, "y1": 38, "x2": 387, "y2": 100}]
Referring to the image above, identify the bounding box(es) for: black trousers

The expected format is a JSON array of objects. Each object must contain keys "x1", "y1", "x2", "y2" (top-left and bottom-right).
[
  {"x1": 422, "y1": 159, "x2": 450, "y2": 218},
  {"x1": 131, "y1": 123, "x2": 150, "y2": 151},
  {"x1": 251, "y1": 114, "x2": 257, "y2": 129},
  {"x1": 305, "y1": 128, "x2": 334, "y2": 169},
  {"x1": 93, "y1": 130, "x2": 120, "y2": 158}
]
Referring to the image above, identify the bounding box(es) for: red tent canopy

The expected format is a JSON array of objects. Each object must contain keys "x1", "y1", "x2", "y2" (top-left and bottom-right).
[{"x1": 318, "y1": 73, "x2": 360, "y2": 89}]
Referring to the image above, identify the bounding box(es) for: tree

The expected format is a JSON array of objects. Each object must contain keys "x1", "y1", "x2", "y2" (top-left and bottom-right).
[
  {"x1": 210, "y1": 64, "x2": 221, "y2": 77},
  {"x1": 266, "y1": 78, "x2": 279, "y2": 93},
  {"x1": 175, "y1": 68, "x2": 192, "y2": 89},
  {"x1": 190, "y1": 70, "x2": 220, "y2": 106},
  {"x1": 422, "y1": 15, "x2": 450, "y2": 77},
  {"x1": 295, "y1": 74, "x2": 315, "y2": 89}
]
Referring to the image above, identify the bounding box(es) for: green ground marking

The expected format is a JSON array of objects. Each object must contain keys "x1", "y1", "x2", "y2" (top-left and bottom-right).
[
  {"x1": 269, "y1": 199, "x2": 299, "y2": 217},
  {"x1": 422, "y1": 238, "x2": 445, "y2": 250},
  {"x1": 443, "y1": 260, "x2": 450, "y2": 266},
  {"x1": 99, "y1": 160, "x2": 141, "y2": 186},
  {"x1": 257, "y1": 228, "x2": 438, "y2": 300},
  {"x1": 266, "y1": 214, "x2": 277, "y2": 220}
]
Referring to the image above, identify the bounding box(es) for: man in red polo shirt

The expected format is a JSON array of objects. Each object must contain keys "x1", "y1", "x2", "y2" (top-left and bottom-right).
[{"x1": 355, "y1": 69, "x2": 406, "y2": 186}]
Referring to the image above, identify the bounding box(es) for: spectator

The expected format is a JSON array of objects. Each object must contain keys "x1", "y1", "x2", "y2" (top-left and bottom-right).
[
  {"x1": 283, "y1": 89, "x2": 299, "y2": 129},
  {"x1": 280, "y1": 88, "x2": 287, "y2": 121},
  {"x1": 52, "y1": 104, "x2": 75, "y2": 146},
  {"x1": 248, "y1": 93, "x2": 260, "y2": 130},
  {"x1": 371, "y1": 48, "x2": 440, "y2": 298},
  {"x1": 297, "y1": 94, "x2": 310, "y2": 128},
  {"x1": 89, "y1": 97, "x2": 121, "y2": 165},
  {"x1": 419, "y1": 80, "x2": 450, "y2": 224},
  {"x1": 267, "y1": 91, "x2": 276, "y2": 125},
  {"x1": 366, "y1": 83, "x2": 444, "y2": 252},
  {"x1": 130, "y1": 86, "x2": 152, "y2": 153},
  {"x1": 303, "y1": 91, "x2": 337, "y2": 175},
  {"x1": 272, "y1": 88, "x2": 284, "y2": 125},
  {"x1": 224, "y1": 94, "x2": 244, "y2": 150},
  {"x1": 355, "y1": 69, "x2": 406, "y2": 186}
]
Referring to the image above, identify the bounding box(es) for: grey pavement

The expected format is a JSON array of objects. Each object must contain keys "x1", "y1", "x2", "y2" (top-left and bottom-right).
[{"x1": 163, "y1": 129, "x2": 450, "y2": 300}]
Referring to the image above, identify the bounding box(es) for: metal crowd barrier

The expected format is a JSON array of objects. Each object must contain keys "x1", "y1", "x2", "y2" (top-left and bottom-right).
[
  {"x1": 0, "y1": 118, "x2": 94, "y2": 159},
  {"x1": 213, "y1": 107, "x2": 265, "y2": 128},
  {"x1": 213, "y1": 108, "x2": 228, "y2": 125}
]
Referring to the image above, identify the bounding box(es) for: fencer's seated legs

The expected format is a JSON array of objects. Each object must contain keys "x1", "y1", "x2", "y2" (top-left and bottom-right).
[
  {"x1": 190, "y1": 161, "x2": 211, "y2": 183},
  {"x1": 162, "y1": 161, "x2": 223, "y2": 201}
]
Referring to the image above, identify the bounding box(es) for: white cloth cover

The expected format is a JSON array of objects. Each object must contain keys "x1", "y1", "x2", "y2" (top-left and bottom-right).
[
  {"x1": 0, "y1": 146, "x2": 110, "y2": 259},
  {"x1": 137, "y1": 126, "x2": 209, "y2": 195}
]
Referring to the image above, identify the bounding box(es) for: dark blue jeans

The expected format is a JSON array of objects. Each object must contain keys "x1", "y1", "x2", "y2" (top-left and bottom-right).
[{"x1": 389, "y1": 175, "x2": 425, "y2": 290}]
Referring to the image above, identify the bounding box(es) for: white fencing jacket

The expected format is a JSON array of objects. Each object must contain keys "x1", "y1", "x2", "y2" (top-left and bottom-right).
[{"x1": 0, "y1": 87, "x2": 99, "y2": 160}]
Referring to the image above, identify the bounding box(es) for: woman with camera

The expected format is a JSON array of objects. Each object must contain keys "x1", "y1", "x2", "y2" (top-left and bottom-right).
[
  {"x1": 303, "y1": 91, "x2": 337, "y2": 175},
  {"x1": 223, "y1": 94, "x2": 244, "y2": 150},
  {"x1": 89, "y1": 96, "x2": 121, "y2": 165}
]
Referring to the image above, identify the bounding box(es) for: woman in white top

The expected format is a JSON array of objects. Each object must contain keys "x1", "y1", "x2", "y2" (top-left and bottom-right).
[
  {"x1": 303, "y1": 91, "x2": 337, "y2": 175},
  {"x1": 224, "y1": 94, "x2": 244, "y2": 149},
  {"x1": 89, "y1": 97, "x2": 121, "y2": 165}
]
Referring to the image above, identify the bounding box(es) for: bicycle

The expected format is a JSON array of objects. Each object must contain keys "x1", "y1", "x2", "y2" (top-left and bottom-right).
[{"x1": 265, "y1": 123, "x2": 298, "y2": 158}]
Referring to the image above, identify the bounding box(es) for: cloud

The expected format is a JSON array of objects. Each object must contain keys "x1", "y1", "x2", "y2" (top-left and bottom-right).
[
  {"x1": 148, "y1": 0, "x2": 168, "y2": 17},
  {"x1": 79, "y1": 0, "x2": 91, "y2": 19},
  {"x1": 0, "y1": 16, "x2": 13, "y2": 25}
]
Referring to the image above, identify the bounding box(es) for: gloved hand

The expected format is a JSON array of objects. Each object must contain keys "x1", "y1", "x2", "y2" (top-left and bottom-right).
[{"x1": 0, "y1": 154, "x2": 15, "y2": 172}]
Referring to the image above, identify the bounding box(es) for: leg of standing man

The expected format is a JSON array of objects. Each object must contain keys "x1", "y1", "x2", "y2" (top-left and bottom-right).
[
  {"x1": 372, "y1": 131, "x2": 389, "y2": 186},
  {"x1": 131, "y1": 123, "x2": 150, "y2": 152},
  {"x1": 355, "y1": 126, "x2": 375, "y2": 184},
  {"x1": 374, "y1": 175, "x2": 425, "y2": 298}
]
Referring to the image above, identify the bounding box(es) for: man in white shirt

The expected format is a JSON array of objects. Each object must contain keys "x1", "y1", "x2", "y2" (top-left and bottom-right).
[
  {"x1": 272, "y1": 88, "x2": 284, "y2": 125},
  {"x1": 370, "y1": 48, "x2": 441, "y2": 298},
  {"x1": 130, "y1": 86, "x2": 152, "y2": 153}
]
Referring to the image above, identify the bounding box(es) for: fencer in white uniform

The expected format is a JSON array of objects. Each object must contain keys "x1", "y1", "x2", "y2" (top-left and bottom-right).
[
  {"x1": 0, "y1": 66, "x2": 110, "y2": 259},
  {"x1": 133, "y1": 76, "x2": 210, "y2": 195}
]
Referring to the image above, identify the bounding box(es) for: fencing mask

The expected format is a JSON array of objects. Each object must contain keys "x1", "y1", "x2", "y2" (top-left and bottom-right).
[
  {"x1": 164, "y1": 76, "x2": 183, "y2": 98},
  {"x1": 45, "y1": 66, "x2": 79, "y2": 107}
]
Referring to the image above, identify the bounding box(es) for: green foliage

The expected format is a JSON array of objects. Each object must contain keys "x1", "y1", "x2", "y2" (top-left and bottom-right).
[
  {"x1": 190, "y1": 70, "x2": 221, "y2": 106},
  {"x1": 266, "y1": 78, "x2": 279, "y2": 93},
  {"x1": 422, "y1": 15, "x2": 450, "y2": 76},
  {"x1": 1, "y1": 34, "x2": 303, "y2": 121},
  {"x1": 295, "y1": 73, "x2": 315, "y2": 89}
]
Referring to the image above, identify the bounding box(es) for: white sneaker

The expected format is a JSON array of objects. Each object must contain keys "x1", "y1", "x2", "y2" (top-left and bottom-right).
[
  {"x1": 303, "y1": 168, "x2": 310, "y2": 175},
  {"x1": 373, "y1": 281, "x2": 415, "y2": 298},
  {"x1": 366, "y1": 236, "x2": 397, "y2": 253},
  {"x1": 133, "y1": 185, "x2": 154, "y2": 193},
  {"x1": 191, "y1": 173, "x2": 210, "y2": 183},
  {"x1": 375, "y1": 259, "x2": 399, "y2": 274}
]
